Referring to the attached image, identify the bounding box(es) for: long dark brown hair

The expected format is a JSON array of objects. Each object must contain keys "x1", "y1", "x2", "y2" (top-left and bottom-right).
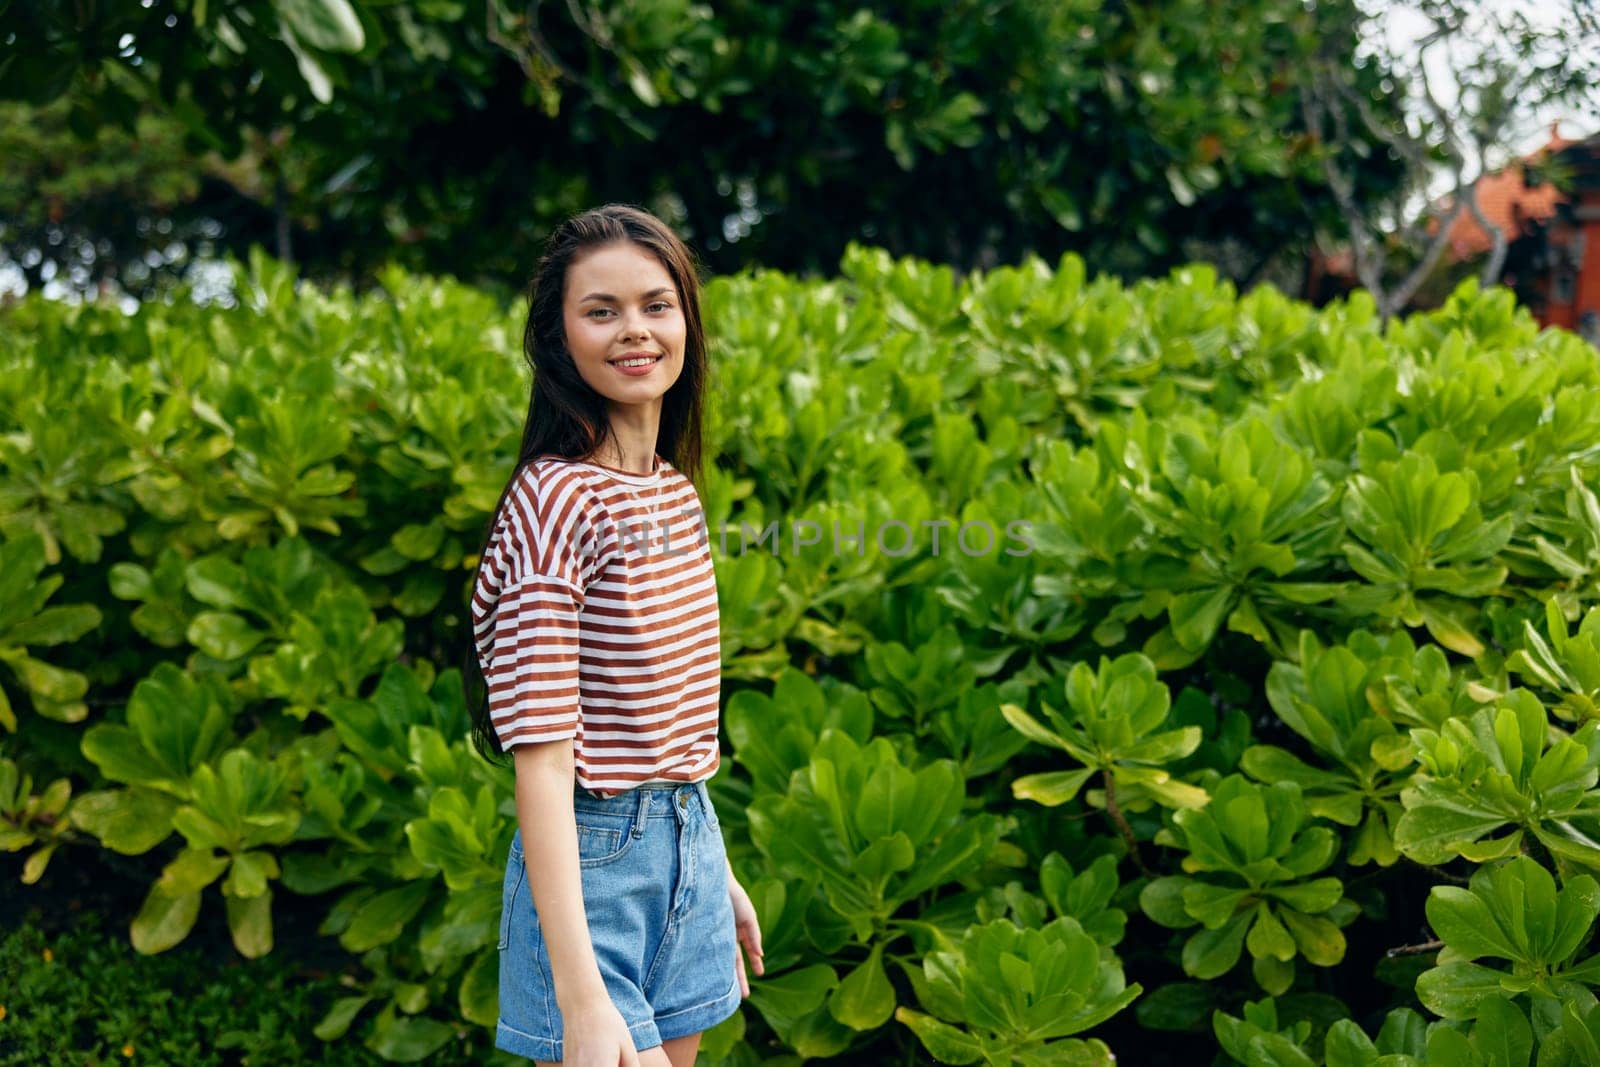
[{"x1": 462, "y1": 203, "x2": 709, "y2": 764}]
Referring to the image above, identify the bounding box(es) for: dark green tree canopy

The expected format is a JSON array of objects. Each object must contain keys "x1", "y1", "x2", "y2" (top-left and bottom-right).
[{"x1": 2, "y1": 0, "x2": 1397, "y2": 299}]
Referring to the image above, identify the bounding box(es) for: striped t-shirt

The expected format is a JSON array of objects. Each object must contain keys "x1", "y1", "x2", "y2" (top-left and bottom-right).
[{"x1": 471, "y1": 452, "x2": 722, "y2": 797}]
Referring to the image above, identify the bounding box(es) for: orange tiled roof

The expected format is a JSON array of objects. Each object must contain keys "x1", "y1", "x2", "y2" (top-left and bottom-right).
[{"x1": 1438, "y1": 130, "x2": 1572, "y2": 258}]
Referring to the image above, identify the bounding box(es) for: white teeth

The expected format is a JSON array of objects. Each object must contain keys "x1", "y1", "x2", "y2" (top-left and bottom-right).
[{"x1": 615, "y1": 356, "x2": 658, "y2": 367}]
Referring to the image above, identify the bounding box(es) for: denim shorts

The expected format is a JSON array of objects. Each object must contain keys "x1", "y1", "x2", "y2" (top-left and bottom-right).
[{"x1": 496, "y1": 779, "x2": 741, "y2": 1061}]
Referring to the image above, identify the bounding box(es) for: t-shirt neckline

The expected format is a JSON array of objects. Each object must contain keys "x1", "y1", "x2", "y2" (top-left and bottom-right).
[{"x1": 572, "y1": 453, "x2": 664, "y2": 485}]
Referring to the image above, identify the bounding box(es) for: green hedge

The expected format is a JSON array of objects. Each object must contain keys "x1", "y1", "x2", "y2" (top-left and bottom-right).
[
  {"x1": 3, "y1": 244, "x2": 1600, "y2": 1064},
  {"x1": 0, "y1": 895, "x2": 419, "y2": 1067}
]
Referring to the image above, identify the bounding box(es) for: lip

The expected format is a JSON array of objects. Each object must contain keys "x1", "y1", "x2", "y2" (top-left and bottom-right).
[{"x1": 609, "y1": 351, "x2": 663, "y2": 376}]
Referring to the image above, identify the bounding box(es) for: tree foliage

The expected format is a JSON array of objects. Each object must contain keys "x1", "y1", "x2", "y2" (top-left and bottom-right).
[
  {"x1": 2, "y1": 0, "x2": 1396, "y2": 300},
  {"x1": 1299, "y1": 0, "x2": 1600, "y2": 320}
]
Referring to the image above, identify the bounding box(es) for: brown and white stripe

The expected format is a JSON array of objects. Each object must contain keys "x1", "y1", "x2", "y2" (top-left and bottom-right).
[{"x1": 471, "y1": 454, "x2": 722, "y2": 797}]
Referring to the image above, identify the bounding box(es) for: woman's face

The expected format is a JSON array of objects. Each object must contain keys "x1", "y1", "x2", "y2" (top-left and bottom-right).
[{"x1": 562, "y1": 241, "x2": 687, "y2": 411}]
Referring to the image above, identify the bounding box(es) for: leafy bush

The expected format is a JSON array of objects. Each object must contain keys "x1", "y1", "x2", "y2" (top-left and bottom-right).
[
  {"x1": 3, "y1": 244, "x2": 1600, "y2": 1063},
  {"x1": 0, "y1": 897, "x2": 497, "y2": 1065},
  {"x1": 1141, "y1": 774, "x2": 1356, "y2": 995}
]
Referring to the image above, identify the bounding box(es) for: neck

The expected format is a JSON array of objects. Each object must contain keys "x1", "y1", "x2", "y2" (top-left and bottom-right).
[
  {"x1": 596, "y1": 409, "x2": 662, "y2": 475},
  {"x1": 590, "y1": 445, "x2": 657, "y2": 475}
]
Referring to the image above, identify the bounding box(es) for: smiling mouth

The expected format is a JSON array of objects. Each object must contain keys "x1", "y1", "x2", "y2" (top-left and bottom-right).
[{"x1": 610, "y1": 354, "x2": 663, "y2": 367}]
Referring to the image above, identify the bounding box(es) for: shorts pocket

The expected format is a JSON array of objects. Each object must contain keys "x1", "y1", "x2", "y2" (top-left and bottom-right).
[{"x1": 574, "y1": 809, "x2": 636, "y2": 867}]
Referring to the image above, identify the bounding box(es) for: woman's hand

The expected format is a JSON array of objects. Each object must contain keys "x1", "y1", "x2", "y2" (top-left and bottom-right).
[
  {"x1": 560, "y1": 989, "x2": 641, "y2": 1067},
  {"x1": 726, "y1": 866, "x2": 765, "y2": 997}
]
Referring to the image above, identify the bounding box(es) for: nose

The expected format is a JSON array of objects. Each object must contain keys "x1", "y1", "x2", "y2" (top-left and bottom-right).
[{"x1": 619, "y1": 309, "x2": 650, "y2": 340}]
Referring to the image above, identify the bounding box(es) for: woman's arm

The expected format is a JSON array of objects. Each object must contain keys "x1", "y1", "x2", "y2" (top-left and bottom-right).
[
  {"x1": 511, "y1": 740, "x2": 639, "y2": 1065},
  {"x1": 512, "y1": 740, "x2": 607, "y2": 1008}
]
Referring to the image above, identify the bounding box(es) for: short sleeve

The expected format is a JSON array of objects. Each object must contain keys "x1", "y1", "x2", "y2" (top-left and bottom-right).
[{"x1": 482, "y1": 468, "x2": 594, "y2": 749}]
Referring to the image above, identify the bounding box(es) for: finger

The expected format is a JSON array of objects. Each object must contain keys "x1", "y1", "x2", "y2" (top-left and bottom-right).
[
  {"x1": 742, "y1": 922, "x2": 764, "y2": 967},
  {"x1": 737, "y1": 936, "x2": 764, "y2": 976},
  {"x1": 738, "y1": 927, "x2": 764, "y2": 965},
  {"x1": 734, "y1": 942, "x2": 749, "y2": 997}
]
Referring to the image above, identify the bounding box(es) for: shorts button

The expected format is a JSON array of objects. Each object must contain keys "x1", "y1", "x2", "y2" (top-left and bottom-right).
[{"x1": 678, "y1": 794, "x2": 688, "y2": 808}]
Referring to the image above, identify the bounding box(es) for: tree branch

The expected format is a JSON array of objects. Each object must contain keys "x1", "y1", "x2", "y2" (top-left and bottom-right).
[
  {"x1": 1386, "y1": 938, "x2": 1443, "y2": 958},
  {"x1": 1461, "y1": 175, "x2": 1510, "y2": 287},
  {"x1": 1101, "y1": 770, "x2": 1152, "y2": 877},
  {"x1": 1299, "y1": 69, "x2": 1391, "y2": 312}
]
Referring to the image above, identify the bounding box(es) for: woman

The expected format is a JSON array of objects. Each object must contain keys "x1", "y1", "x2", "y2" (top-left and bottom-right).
[{"x1": 464, "y1": 204, "x2": 764, "y2": 1067}]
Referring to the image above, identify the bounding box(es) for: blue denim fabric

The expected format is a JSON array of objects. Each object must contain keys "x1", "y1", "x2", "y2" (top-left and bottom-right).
[{"x1": 496, "y1": 780, "x2": 740, "y2": 1061}]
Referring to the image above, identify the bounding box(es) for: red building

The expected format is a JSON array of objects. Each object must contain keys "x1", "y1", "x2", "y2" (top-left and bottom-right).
[
  {"x1": 1437, "y1": 130, "x2": 1568, "y2": 265},
  {"x1": 1515, "y1": 130, "x2": 1600, "y2": 343},
  {"x1": 1305, "y1": 125, "x2": 1600, "y2": 343}
]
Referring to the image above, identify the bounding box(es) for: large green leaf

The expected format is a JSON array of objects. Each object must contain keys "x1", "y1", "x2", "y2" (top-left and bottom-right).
[
  {"x1": 69, "y1": 786, "x2": 179, "y2": 854},
  {"x1": 130, "y1": 884, "x2": 201, "y2": 954},
  {"x1": 828, "y1": 942, "x2": 896, "y2": 1030},
  {"x1": 341, "y1": 881, "x2": 433, "y2": 953}
]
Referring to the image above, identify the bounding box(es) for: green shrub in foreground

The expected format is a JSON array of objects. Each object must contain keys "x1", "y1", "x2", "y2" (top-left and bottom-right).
[{"x1": 3, "y1": 248, "x2": 1600, "y2": 1063}]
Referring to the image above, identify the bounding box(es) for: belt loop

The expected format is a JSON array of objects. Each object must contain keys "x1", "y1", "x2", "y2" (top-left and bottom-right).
[{"x1": 632, "y1": 786, "x2": 647, "y2": 837}]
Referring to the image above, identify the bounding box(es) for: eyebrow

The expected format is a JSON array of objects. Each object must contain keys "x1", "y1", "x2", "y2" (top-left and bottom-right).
[{"x1": 578, "y1": 287, "x2": 674, "y2": 303}]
